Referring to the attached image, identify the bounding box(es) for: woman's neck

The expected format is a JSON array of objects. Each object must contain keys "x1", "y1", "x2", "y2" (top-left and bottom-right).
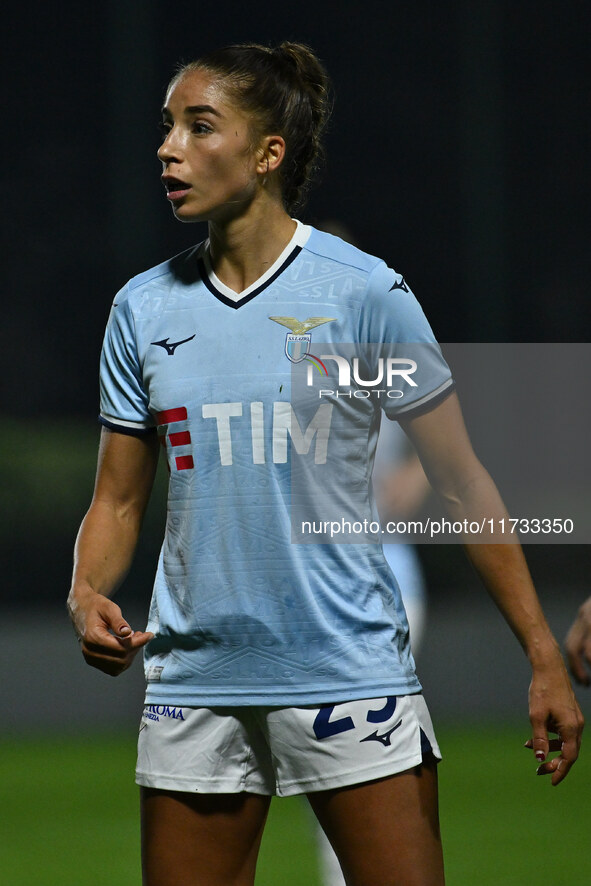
[{"x1": 207, "y1": 201, "x2": 297, "y2": 294}]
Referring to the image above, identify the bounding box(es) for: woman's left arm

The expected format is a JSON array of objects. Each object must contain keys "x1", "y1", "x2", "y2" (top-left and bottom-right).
[{"x1": 400, "y1": 392, "x2": 584, "y2": 785}]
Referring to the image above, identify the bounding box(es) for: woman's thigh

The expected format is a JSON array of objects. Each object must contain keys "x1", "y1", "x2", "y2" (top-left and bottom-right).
[
  {"x1": 140, "y1": 787, "x2": 271, "y2": 886},
  {"x1": 307, "y1": 755, "x2": 444, "y2": 886}
]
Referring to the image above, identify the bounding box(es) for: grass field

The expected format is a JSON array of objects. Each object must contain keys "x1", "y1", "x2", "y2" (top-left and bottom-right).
[{"x1": 0, "y1": 724, "x2": 589, "y2": 885}]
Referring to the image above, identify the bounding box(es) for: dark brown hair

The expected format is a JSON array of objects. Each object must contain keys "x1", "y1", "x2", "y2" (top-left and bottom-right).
[{"x1": 172, "y1": 42, "x2": 332, "y2": 213}]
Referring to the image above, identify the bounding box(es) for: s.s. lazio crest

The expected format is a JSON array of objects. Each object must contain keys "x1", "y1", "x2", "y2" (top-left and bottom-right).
[
  {"x1": 286, "y1": 333, "x2": 311, "y2": 363},
  {"x1": 269, "y1": 316, "x2": 336, "y2": 367}
]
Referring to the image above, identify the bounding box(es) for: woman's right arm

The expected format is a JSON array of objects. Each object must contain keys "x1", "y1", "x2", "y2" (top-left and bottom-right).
[{"x1": 67, "y1": 427, "x2": 160, "y2": 676}]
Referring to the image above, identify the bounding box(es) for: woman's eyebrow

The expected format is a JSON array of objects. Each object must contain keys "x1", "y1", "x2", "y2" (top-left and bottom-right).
[
  {"x1": 160, "y1": 104, "x2": 224, "y2": 119},
  {"x1": 184, "y1": 104, "x2": 223, "y2": 117}
]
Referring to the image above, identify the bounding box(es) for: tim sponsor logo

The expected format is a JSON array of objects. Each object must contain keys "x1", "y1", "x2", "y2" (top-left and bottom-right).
[{"x1": 157, "y1": 401, "x2": 333, "y2": 467}]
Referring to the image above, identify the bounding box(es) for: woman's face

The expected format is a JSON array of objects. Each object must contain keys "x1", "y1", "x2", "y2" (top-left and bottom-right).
[{"x1": 158, "y1": 70, "x2": 262, "y2": 223}]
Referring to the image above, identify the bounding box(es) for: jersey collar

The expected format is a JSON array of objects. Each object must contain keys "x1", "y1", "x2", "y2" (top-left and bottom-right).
[{"x1": 198, "y1": 221, "x2": 311, "y2": 309}]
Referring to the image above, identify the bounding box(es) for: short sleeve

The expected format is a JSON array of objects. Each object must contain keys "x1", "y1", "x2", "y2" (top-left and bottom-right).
[
  {"x1": 99, "y1": 286, "x2": 154, "y2": 434},
  {"x1": 358, "y1": 262, "x2": 454, "y2": 420}
]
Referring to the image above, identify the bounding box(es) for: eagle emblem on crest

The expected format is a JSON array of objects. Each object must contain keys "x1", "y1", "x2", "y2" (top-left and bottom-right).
[{"x1": 269, "y1": 316, "x2": 336, "y2": 335}]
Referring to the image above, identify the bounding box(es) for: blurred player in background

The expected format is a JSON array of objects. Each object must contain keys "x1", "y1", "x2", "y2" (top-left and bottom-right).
[
  {"x1": 565, "y1": 597, "x2": 591, "y2": 686},
  {"x1": 375, "y1": 422, "x2": 431, "y2": 649},
  {"x1": 68, "y1": 41, "x2": 582, "y2": 886}
]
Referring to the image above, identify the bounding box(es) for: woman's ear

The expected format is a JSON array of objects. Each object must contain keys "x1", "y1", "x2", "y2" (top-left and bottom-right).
[{"x1": 257, "y1": 135, "x2": 286, "y2": 175}]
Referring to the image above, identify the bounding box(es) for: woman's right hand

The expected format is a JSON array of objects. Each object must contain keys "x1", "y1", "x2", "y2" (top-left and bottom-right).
[{"x1": 68, "y1": 587, "x2": 153, "y2": 677}]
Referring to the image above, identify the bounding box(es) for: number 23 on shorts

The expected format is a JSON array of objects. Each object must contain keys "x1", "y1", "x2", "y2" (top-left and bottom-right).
[{"x1": 313, "y1": 696, "x2": 399, "y2": 740}]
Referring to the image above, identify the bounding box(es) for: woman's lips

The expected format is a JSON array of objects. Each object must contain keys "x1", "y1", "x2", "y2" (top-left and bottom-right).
[
  {"x1": 162, "y1": 177, "x2": 192, "y2": 201},
  {"x1": 166, "y1": 187, "x2": 191, "y2": 201}
]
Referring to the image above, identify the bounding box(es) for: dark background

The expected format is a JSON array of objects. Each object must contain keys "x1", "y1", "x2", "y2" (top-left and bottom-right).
[{"x1": 1, "y1": 0, "x2": 589, "y2": 613}]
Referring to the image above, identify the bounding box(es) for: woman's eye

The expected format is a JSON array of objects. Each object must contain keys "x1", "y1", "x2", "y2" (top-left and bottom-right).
[
  {"x1": 158, "y1": 121, "x2": 172, "y2": 138},
  {"x1": 192, "y1": 121, "x2": 212, "y2": 135}
]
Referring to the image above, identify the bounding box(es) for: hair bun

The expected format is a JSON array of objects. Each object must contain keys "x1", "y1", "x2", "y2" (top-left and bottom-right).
[{"x1": 274, "y1": 42, "x2": 329, "y2": 96}]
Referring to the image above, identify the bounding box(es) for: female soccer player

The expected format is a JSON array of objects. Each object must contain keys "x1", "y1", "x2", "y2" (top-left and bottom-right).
[{"x1": 68, "y1": 42, "x2": 583, "y2": 886}]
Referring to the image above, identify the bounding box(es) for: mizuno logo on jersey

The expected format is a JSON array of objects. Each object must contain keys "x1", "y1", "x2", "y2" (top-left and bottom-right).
[
  {"x1": 151, "y1": 334, "x2": 196, "y2": 355},
  {"x1": 269, "y1": 316, "x2": 336, "y2": 369},
  {"x1": 389, "y1": 276, "x2": 409, "y2": 292}
]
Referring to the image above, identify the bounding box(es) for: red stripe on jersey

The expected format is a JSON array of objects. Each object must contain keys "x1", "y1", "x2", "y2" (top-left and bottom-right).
[
  {"x1": 175, "y1": 455, "x2": 194, "y2": 471},
  {"x1": 156, "y1": 407, "x2": 188, "y2": 425},
  {"x1": 169, "y1": 431, "x2": 191, "y2": 447}
]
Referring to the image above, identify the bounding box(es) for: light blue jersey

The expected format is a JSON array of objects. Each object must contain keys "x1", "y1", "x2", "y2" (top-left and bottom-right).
[{"x1": 99, "y1": 224, "x2": 453, "y2": 706}]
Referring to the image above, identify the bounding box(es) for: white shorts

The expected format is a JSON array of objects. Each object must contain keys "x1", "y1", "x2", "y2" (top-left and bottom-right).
[{"x1": 136, "y1": 694, "x2": 441, "y2": 797}]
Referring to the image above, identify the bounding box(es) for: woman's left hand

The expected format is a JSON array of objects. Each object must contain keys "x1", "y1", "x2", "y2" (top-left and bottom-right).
[{"x1": 525, "y1": 654, "x2": 584, "y2": 785}]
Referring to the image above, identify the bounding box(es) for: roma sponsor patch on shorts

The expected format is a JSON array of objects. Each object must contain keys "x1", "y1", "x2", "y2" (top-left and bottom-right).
[{"x1": 142, "y1": 704, "x2": 186, "y2": 723}]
